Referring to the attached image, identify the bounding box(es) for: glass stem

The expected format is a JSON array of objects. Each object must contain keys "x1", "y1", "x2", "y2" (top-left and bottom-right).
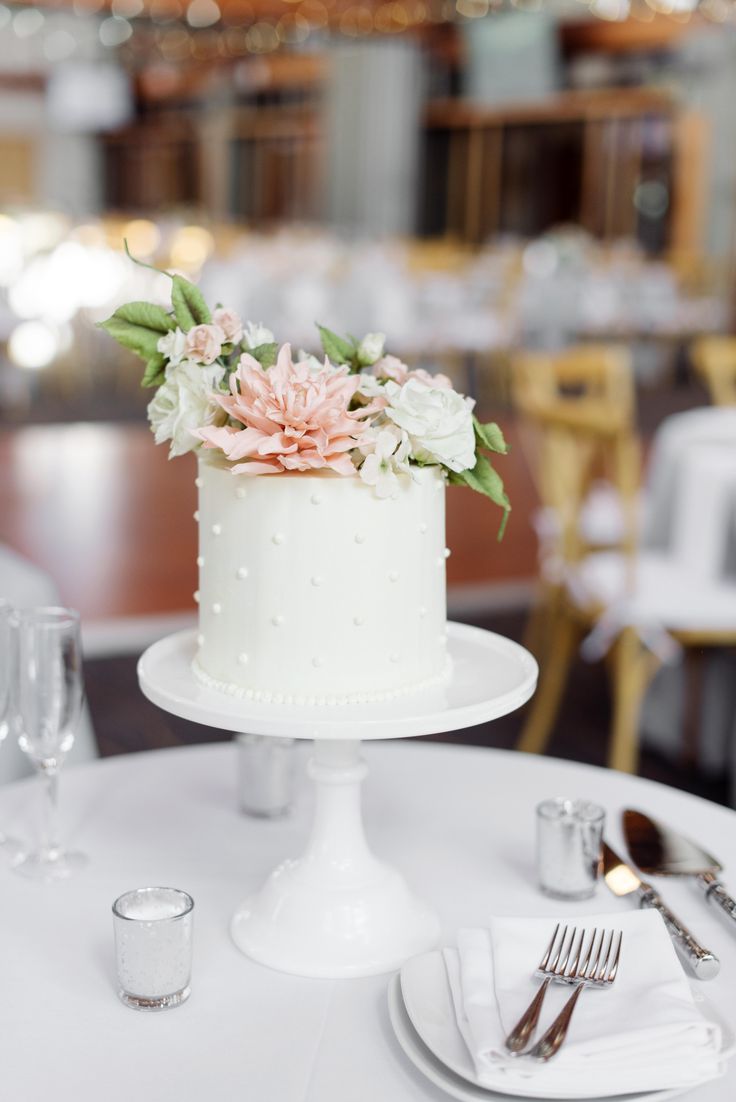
[{"x1": 41, "y1": 767, "x2": 61, "y2": 862}]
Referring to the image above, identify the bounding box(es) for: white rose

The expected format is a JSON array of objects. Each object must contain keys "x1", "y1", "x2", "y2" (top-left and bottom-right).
[
  {"x1": 212, "y1": 307, "x2": 243, "y2": 344},
  {"x1": 385, "y1": 378, "x2": 476, "y2": 473},
  {"x1": 156, "y1": 327, "x2": 187, "y2": 366},
  {"x1": 147, "y1": 359, "x2": 225, "y2": 458},
  {"x1": 357, "y1": 332, "x2": 386, "y2": 366},
  {"x1": 244, "y1": 321, "x2": 275, "y2": 349}
]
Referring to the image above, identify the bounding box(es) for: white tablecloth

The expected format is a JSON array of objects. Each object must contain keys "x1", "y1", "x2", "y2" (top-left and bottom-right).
[{"x1": 3, "y1": 741, "x2": 736, "y2": 1102}]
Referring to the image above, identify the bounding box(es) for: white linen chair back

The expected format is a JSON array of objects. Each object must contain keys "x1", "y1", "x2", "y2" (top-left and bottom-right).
[
  {"x1": 669, "y1": 444, "x2": 736, "y2": 582},
  {"x1": 643, "y1": 407, "x2": 736, "y2": 555},
  {"x1": 0, "y1": 544, "x2": 98, "y2": 784}
]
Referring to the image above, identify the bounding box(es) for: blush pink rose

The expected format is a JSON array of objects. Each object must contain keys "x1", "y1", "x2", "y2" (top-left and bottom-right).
[
  {"x1": 372, "y1": 355, "x2": 452, "y2": 390},
  {"x1": 185, "y1": 323, "x2": 225, "y2": 365},
  {"x1": 211, "y1": 308, "x2": 243, "y2": 345},
  {"x1": 193, "y1": 343, "x2": 366, "y2": 475}
]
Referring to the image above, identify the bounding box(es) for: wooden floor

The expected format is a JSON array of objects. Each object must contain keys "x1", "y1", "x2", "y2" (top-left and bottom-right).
[{"x1": 0, "y1": 420, "x2": 539, "y2": 620}]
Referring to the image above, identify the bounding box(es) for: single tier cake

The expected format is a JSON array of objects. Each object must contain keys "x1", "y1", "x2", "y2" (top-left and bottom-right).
[{"x1": 193, "y1": 459, "x2": 449, "y2": 704}]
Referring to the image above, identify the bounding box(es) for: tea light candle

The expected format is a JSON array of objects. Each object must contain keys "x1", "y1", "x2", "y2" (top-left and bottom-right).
[{"x1": 112, "y1": 887, "x2": 194, "y2": 1011}]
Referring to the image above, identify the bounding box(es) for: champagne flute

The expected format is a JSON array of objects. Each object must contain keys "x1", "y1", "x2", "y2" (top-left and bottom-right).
[
  {"x1": 10, "y1": 606, "x2": 87, "y2": 880},
  {"x1": 0, "y1": 600, "x2": 23, "y2": 859}
]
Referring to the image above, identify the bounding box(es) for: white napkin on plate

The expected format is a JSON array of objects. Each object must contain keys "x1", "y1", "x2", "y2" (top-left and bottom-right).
[{"x1": 444, "y1": 910, "x2": 729, "y2": 1097}]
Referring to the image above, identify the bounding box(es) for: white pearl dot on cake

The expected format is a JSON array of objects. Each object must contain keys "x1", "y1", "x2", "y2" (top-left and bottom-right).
[
  {"x1": 272, "y1": 614, "x2": 284, "y2": 627},
  {"x1": 419, "y1": 606, "x2": 427, "y2": 618},
  {"x1": 212, "y1": 602, "x2": 222, "y2": 615},
  {"x1": 193, "y1": 510, "x2": 199, "y2": 521},
  {"x1": 390, "y1": 653, "x2": 400, "y2": 664},
  {"x1": 436, "y1": 556, "x2": 444, "y2": 567},
  {"x1": 311, "y1": 575, "x2": 323, "y2": 587},
  {"x1": 235, "y1": 484, "x2": 247, "y2": 499},
  {"x1": 353, "y1": 615, "x2": 365, "y2": 627},
  {"x1": 196, "y1": 555, "x2": 204, "y2": 568},
  {"x1": 238, "y1": 652, "x2": 249, "y2": 665},
  {"x1": 389, "y1": 569, "x2": 400, "y2": 582},
  {"x1": 272, "y1": 532, "x2": 285, "y2": 545},
  {"x1": 444, "y1": 547, "x2": 451, "y2": 559},
  {"x1": 419, "y1": 522, "x2": 428, "y2": 534},
  {"x1": 212, "y1": 523, "x2": 222, "y2": 536},
  {"x1": 194, "y1": 476, "x2": 203, "y2": 489},
  {"x1": 310, "y1": 492, "x2": 323, "y2": 505},
  {"x1": 236, "y1": 566, "x2": 248, "y2": 580},
  {"x1": 197, "y1": 633, "x2": 205, "y2": 646},
  {"x1": 312, "y1": 656, "x2": 324, "y2": 668},
  {"x1": 438, "y1": 633, "x2": 448, "y2": 646},
  {"x1": 193, "y1": 590, "x2": 200, "y2": 603},
  {"x1": 354, "y1": 532, "x2": 366, "y2": 544}
]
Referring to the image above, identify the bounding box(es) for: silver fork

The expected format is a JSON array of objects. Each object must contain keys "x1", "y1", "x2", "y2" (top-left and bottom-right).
[
  {"x1": 528, "y1": 927, "x2": 623, "y2": 1062},
  {"x1": 504, "y1": 923, "x2": 575, "y2": 1054}
]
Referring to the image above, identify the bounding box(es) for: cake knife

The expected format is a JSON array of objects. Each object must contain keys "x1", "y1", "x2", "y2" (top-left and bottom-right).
[
  {"x1": 624, "y1": 808, "x2": 736, "y2": 930},
  {"x1": 602, "y1": 841, "x2": 720, "y2": 979}
]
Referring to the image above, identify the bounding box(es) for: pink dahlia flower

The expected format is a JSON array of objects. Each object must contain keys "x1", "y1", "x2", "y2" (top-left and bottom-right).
[{"x1": 194, "y1": 343, "x2": 365, "y2": 475}]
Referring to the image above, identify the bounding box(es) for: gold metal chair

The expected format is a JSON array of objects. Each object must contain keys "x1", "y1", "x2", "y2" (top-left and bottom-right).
[
  {"x1": 512, "y1": 345, "x2": 638, "y2": 663},
  {"x1": 516, "y1": 396, "x2": 736, "y2": 775},
  {"x1": 690, "y1": 336, "x2": 736, "y2": 407}
]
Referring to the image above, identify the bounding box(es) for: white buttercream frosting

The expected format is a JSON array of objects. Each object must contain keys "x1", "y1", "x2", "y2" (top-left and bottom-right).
[{"x1": 195, "y1": 460, "x2": 449, "y2": 703}]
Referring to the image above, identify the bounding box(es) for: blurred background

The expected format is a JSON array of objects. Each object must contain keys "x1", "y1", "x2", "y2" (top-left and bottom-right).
[{"x1": 1, "y1": 7, "x2": 735, "y2": 800}]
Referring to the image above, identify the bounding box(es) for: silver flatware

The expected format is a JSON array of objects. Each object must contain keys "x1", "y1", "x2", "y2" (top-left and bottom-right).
[
  {"x1": 504, "y1": 923, "x2": 570, "y2": 1054},
  {"x1": 527, "y1": 927, "x2": 622, "y2": 1062},
  {"x1": 602, "y1": 841, "x2": 719, "y2": 980},
  {"x1": 624, "y1": 808, "x2": 736, "y2": 931}
]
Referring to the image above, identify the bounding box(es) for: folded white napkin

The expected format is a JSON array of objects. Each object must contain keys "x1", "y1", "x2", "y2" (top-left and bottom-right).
[{"x1": 444, "y1": 910, "x2": 729, "y2": 1097}]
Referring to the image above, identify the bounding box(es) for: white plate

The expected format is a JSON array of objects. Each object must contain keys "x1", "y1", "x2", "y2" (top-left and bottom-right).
[{"x1": 391, "y1": 950, "x2": 733, "y2": 1102}]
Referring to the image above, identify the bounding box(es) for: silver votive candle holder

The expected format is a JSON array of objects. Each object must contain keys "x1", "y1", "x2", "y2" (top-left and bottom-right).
[
  {"x1": 112, "y1": 887, "x2": 194, "y2": 1011},
  {"x1": 536, "y1": 797, "x2": 605, "y2": 900},
  {"x1": 236, "y1": 733, "x2": 296, "y2": 818}
]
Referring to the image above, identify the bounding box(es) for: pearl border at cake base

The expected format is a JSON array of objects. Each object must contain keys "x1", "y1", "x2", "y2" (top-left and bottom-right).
[{"x1": 231, "y1": 740, "x2": 440, "y2": 979}]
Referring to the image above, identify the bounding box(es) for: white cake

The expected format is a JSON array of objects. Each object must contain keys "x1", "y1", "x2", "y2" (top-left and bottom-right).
[{"x1": 193, "y1": 458, "x2": 450, "y2": 704}]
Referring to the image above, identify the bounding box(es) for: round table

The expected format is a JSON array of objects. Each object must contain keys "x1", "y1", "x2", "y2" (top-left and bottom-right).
[{"x1": 3, "y1": 741, "x2": 735, "y2": 1102}]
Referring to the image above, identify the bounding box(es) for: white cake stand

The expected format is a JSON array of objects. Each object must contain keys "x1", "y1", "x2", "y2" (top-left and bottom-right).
[{"x1": 138, "y1": 622, "x2": 537, "y2": 979}]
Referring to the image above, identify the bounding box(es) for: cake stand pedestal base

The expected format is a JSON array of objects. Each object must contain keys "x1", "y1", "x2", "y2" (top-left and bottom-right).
[
  {"x1": 138, "y1": 625, "x2": 538, "y2": 978},
  {"x1": 231, "y1": 739, "x2": 439, "y2": 978}
]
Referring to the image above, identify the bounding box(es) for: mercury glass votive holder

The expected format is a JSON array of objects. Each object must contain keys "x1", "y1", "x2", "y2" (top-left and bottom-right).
[
  {"x1": 236, "y1": 733, "x2": 296, "y2": 818},
  {"x1": 536, "y1": 797, "x2": 605, "y2": 900},
  {"x1": 112, "y1": 887, "x2": 194, "y2": 1011}
]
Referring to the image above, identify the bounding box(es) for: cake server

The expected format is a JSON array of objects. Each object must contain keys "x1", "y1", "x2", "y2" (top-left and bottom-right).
[
  {"x1": 624, "y1": 808, "x2": 736, "y2": 930},
  {"x1": 602, "y1": 841, "x2": 720, "y2": 979}
]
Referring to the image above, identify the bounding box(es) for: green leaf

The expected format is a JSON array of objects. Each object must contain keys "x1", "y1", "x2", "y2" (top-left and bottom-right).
[
  {"x1": 317, "y1": 324, "x2": 356, "y2": 366},
  {"x1": 116, "y1": 301, "x2": 175, "y2": 334},
  {"x1": 123, "y1": 239, "x2": 171, "y2": 280},
  {"x1": 98, "y1": 301, "x2": 175, "y2": 363},
  {"x1": 171, "y1": 274, "x2": 211, "y2": 330},
  {"x1": 447, "y1": 453, "x2": 510, "y2": 539},
  {"x1": 473, "y1": 416, "x2": 508, "y2": 455},
  {"x1": 141, "y1": 353, "x2": 166, "y2": 388},
  {"x1": 248, "y1": 342, "x2": 278, "y2": 368}
]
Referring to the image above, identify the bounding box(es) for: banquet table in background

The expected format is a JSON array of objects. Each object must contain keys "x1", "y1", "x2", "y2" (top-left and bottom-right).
[{"x1": 3, "y1": 741, "x2": 736, "y2": 1102}]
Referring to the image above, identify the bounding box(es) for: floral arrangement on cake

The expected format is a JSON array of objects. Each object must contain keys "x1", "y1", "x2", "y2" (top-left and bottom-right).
[{"x1": 100, "y1": 255, "x2": 510, "y2": 532}]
